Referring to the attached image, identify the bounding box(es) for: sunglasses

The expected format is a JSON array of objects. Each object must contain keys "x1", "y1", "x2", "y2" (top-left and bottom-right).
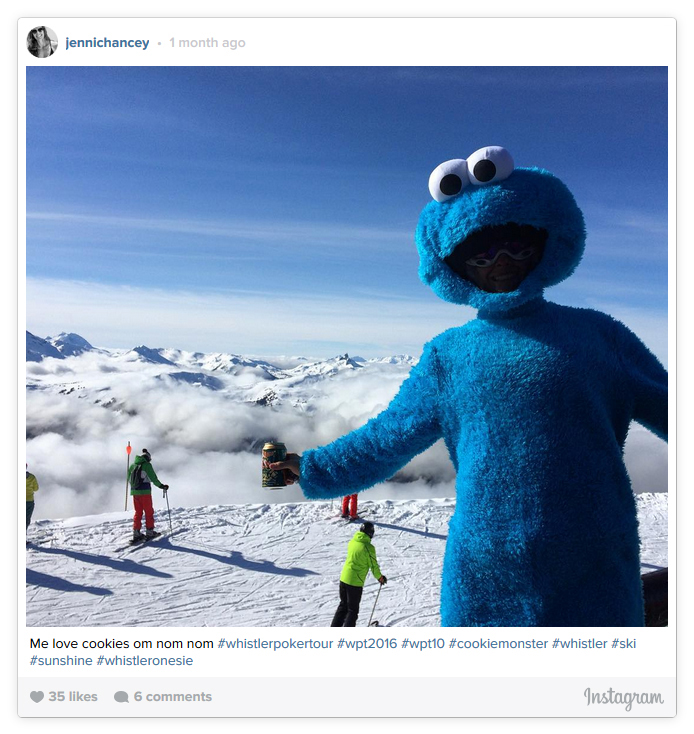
[{"x1": 465, "y1": 241, "x2": 538, "y2": 268}]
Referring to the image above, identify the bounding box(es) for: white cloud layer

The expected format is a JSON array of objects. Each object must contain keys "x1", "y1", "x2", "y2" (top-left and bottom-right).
[{"x1": 26, "y1": 350, "x2": 667, "y2": 523}]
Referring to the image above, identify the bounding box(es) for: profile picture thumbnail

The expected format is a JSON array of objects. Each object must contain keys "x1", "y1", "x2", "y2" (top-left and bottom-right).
[{"x1": 27, "y1": 26, "x2": 58, "y2": 59}]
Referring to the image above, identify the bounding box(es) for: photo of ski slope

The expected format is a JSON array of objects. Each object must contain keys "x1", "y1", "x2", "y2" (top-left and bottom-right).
[
  {"x1": 25, "y1": 331, "x2": 669, "y2": 627},
  {"x1": 26, "y1": 495, "x2": 667, "y2": 628},
  {"x1": 25, "y1": 66, "x2": 668, "y2": 628}
]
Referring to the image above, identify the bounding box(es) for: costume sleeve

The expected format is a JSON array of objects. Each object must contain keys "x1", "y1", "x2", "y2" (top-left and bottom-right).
[
  {"x1": 368, "y1": 545, "x2": 383, "y2": 580},
  {"x1": 299, "y1": 341, "x2": 442, "y2": 499},
  {"x1": 616, "y1": 322, "x2": 668, "y2": 441},
  {"x1": 143, "y1": 462, "x2": 165, "y2": 488}
]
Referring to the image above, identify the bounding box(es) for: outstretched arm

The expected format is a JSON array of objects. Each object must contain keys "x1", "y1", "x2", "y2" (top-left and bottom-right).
[
  {"x1": 269, "y1": 454, "x2": 301, "y2": 483},
  {"x1": 616, "y1": 323, "x2": 668, "y2": 441},
  {"x1": 278, "y1": 342, "x2": 443, "y2": 500}
]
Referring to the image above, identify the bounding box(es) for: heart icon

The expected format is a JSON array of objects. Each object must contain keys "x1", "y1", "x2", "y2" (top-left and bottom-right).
[{"x1": 30, "y1": 691, "x2": 44, "y2": 703}]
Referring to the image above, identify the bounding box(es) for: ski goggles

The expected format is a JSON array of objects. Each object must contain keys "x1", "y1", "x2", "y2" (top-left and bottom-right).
[{"x1": 465, "y1": 241, "x2": 538, "y2": 268}]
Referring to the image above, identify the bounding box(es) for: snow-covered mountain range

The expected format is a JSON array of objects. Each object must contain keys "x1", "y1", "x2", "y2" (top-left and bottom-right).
[
  {"x1": 26, "y1": 330, "x2": 405, "y2": 405},
  {"x1": 25, "y1": 330, "x2": 668, "y2": 525},
  {"x1": 27, "y1": 331, "x2": 97, "y2": 361},
  {"x1": 25, "y1": 331, "x2": 434, "y2": 520}
]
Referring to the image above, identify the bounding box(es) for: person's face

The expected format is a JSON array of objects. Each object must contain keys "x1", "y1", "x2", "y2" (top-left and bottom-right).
[
  {"x1": 463, "y1": 245, "x2": 544, "y2": 293},
  {"x1": 34, "y1": 28, "x2": 45, "y2": 41}
]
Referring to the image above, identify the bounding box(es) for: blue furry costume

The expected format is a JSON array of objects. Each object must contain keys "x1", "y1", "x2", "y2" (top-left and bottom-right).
[{"x1": 299, "y1": 147, "x2": 667, "y2": 626}]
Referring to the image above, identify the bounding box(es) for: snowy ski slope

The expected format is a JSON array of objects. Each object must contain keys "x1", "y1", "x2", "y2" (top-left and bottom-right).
[{"x1": 25, "y1": 494, "x2": 668, "y2": 628}]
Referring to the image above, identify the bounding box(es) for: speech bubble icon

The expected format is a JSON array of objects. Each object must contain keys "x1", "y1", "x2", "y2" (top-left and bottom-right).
[
  {"x1": 30, "y1": 691, "x2": 44, "y2": 703},
  {"x1": 114, "y1": 691, "x2": 129, "y2": 703}
]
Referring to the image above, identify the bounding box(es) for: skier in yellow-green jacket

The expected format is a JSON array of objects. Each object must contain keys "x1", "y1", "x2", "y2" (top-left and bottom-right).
[
  {"x1": 26, "y1": 464, "x2": 39, "y2": 536},
  {"x1": 331, "y1": 522, "x2": 387, "y2": 627}
]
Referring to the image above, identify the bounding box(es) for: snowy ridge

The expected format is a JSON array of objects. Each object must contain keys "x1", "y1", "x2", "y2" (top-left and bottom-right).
[
  {"x1": 157, "y1": 372, "x2": 226, "y2": 391},
  {"x1": 367, "y1": 355, "x2": 418, "y2": 366},
  {"x1": 25, "y1": 332, "x2": 419, "y2": 441},
  {"x1": 26, "y1": 332, "x2": 415, "y2": 403},
  {"x1": 129, "y1": 345, "x2": 176, "y2": 365},
  {"x1": 26, "y1": 331, "x2": 63, "y2": 362},
  {"x1": 48, "y1": 332, "x2": 95, "y2": 357},
  {"x1": 25, "y1": 329, "x2": 667, "y2": 525},
  {"x1": 26, "y1": 494, "x2": 667, "y2": 628}
]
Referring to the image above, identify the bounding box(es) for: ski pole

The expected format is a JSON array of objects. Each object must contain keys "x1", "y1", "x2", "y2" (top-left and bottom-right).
[
  {"x1": 124, "y1": 441, "x2": 131, "y2": 511},
  {"x1": 367, "y1": 583, "x2": 382, "y2": 627},
  {"x1": 163, "y1": 488, "x2": 173, "y2": 534}
]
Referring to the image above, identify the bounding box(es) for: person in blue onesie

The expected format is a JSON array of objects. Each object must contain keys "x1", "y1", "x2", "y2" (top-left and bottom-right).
[{"x1": 272, "y1": 146, "x2": 668, "y2": 627}]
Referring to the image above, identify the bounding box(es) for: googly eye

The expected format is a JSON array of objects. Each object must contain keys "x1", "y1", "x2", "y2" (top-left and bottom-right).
[
  {"x1": 428, "y1": 159, "x2": 470, "y2": 202},
  {"x1": 466, "y1": 146, "x2": 514, "y2": 186}
]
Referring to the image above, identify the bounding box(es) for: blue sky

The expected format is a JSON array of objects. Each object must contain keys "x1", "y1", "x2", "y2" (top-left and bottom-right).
[{"x1": 26, "y1": 66, "x2": 668, "y2": 359}]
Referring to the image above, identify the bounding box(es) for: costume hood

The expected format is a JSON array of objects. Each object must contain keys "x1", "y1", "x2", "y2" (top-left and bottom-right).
[{"x1": 416, "y1": 146, "x2": 586, "y2": 314}]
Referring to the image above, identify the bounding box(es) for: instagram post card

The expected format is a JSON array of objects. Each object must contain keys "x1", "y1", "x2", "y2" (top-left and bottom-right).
[{"x1": 17, "y1": 13, "x2": 675, "y2": 721}]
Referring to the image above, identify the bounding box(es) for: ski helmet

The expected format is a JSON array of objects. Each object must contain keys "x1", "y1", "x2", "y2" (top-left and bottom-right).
[
  {"x1": 142, "y1": 448, "x2": 151, "y2": 461},
  {"x1": 360, "y1": 521, "x2": 375, "y2": 538}
]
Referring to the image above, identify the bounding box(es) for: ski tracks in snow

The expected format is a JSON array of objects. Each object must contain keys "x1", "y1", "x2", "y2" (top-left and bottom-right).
[{"x1": 25, "y1": 495, "x2": 668, "y2": 627}]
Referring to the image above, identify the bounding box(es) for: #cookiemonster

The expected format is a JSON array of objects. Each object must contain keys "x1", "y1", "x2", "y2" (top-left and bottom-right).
[{"x1": 291, "y1": 146, "x2": 668, "y2": 626}]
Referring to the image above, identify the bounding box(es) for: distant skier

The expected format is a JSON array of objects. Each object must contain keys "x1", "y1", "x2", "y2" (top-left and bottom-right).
[
  {"x1": 341, "y1": 494, "x2": 358, "y2": 520},
  {"x1": 331, "y1": 521, "x2": 387, "y2": 627},
  {"x1": 26, "y1": 464, "x2": 39, "y2": 538},
  {"x1": 128, "y1": 449, "x2": 169, "y2": 542}
]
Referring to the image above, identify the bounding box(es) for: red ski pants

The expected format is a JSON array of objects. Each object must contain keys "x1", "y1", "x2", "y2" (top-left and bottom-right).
[
  {"x1": 133, "y1": 494, "x2": 155, "y2": 530},
  {"x1": 342, "y1": 494, "x2": 358, "y2": 518}
]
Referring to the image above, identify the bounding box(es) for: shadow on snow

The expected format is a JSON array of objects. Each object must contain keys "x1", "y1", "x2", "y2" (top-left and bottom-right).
[
  {"x1": 29, "y1": 545, "x2": 173, "y2": 578},
  {"x1": 26, "y1": 568, "x2": 113, "y2": 596},
  {"x1": 372, "y1": 521, "x2": 447, "y2": 540},
  {"x1": 154, "y1": 536, "x2": 319, "y2": 577}
]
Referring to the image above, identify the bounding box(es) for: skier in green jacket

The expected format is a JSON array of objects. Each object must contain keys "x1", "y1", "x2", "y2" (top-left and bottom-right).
[
  {"x1": 331, "y1": 521, "x2": 387, "y2": 627},
  {"x1": 128, "y1": 449, "x2": 169, "y2": 542},
  {"x1": 26, "y1": 464, "x2": 39, "y2": 539}
]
